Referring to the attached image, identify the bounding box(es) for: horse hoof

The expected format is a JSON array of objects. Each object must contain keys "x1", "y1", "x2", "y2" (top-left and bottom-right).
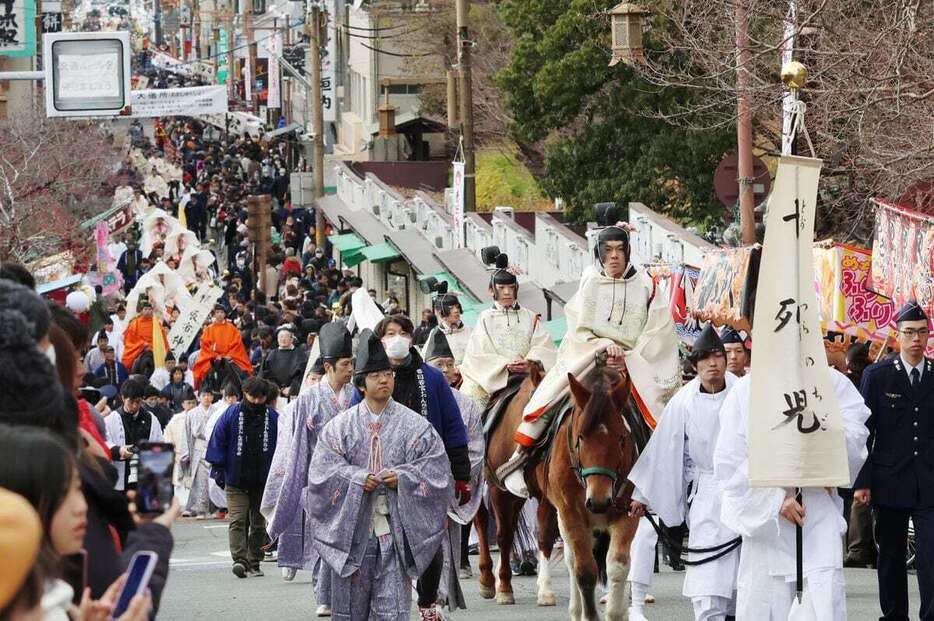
[
  {"x1": 479, "y1": 585, "x2": 495, "y2": 600},
  {"x1": 495, "y1": 592, "x2": 515, "y2": 605},
  {"x1": 537, "y1": 592, "x2": 556, "y2": 607}
]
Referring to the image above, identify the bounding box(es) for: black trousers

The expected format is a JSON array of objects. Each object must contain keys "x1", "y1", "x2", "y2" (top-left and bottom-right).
[
  {"x1": 415, "y1": 547, "x2": 444, "y2": 608},
  {"x1": 875, "y1": 505, "x2": 934, "y2": 620}
]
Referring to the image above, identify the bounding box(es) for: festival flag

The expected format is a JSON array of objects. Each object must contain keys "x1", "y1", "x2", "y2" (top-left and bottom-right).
[
  {"x1": 748, "y1": 155, "x2": 849, "y2": 488},
  {"x1": 152, "y1": 316, "x2": 167, "y2": 370},
  {"x1": 178, "y1": 203, "x2": 188, "y2": 230}
]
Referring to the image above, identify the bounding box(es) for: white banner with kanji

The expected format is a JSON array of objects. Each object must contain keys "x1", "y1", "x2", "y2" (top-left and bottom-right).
[
  {"x1": 168, "y1": 284, "x2": 223, "y2": 360},
  {"x1": 748, "y1": 155, "x2": 849, "y2": 487}
]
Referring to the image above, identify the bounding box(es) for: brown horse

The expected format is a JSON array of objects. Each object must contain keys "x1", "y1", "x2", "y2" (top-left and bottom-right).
[
  {"x1": 542, "y1": 366, "x2": 641, "y2": 621},
  {"x1": 475, "y1": 362, "x2": 560, "y2": 606}
]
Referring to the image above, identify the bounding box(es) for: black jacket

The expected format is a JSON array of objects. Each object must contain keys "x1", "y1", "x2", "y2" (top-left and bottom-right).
[
  {"x1": 78, "y1": 457, "x2": 174, "y2": 614},
  {"x1": 855, "y1": 356, "x2": 934, "y2": 509}
]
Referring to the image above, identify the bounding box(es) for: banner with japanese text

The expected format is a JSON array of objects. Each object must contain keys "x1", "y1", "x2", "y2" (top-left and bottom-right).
[
  {"x1": 452, "y1": 161, "x2": 465, "y2": 248},
  {"x1": 870, "y1": 198, "x2": 934, "y2": 320},
  {"x1": 168, "y1": 283, "x2": 223, "y2": 360},
  {"x1": 130, "y1": 85, "x2": 228, "y2": 118},
  {"x1": 0, "y1": 0, "x2": 36, "y2": 57},
  {"x1": 813, "y1": 242, "x2": 897, "y2": 344},
  {"x1": 748, "y1": 155, "x2": 849, "y2": 487}
]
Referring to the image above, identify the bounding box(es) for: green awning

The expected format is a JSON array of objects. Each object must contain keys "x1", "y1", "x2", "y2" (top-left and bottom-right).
[
  {"x1": 342, "y1": 249, "x2": 366, "y2": 268},
  {"x1": 328, "y1": 233, "x2": 366, "y2": 253},
  {"x1": 544, "y1": 317, "x2": 567, "y2": 345},
  {"x1": 360, "y1": 242, "x2": 401, "y2": 264}
]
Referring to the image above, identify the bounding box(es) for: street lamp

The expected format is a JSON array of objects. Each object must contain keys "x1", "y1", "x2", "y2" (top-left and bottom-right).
[{"x1": 609, "y1": 2, "x2": 649, "y2": 67}]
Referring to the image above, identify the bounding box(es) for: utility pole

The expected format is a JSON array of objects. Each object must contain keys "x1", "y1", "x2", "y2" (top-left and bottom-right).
[
  {"x1": 226, "y1": 9, "x2": 235, "y2": 101},
  {"x1": 154, "y1": 0, "x2": 163, "y2": 47},
  {"x1": 455, "y1": 0, "x2": 475, "y2": 213},
  {"x1": 735, "y1": 0, "x2": 756, "y2": 245},
  {"x1": 307, "y1": 1, "x2": 325, "y2": 248}
]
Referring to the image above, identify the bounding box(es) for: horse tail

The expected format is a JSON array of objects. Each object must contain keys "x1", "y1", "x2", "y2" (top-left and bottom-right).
[{"x1": 593, "y1": 530, "x2": 610, "y2": 586}]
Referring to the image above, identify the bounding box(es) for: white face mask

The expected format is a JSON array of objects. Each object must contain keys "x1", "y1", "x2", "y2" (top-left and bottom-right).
[{"x1": 382, "y1": 335, "x2": 411, "y2": 359}]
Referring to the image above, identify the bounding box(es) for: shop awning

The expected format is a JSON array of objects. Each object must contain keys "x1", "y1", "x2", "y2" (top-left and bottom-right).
[
  {"x1": 544, "y1": 317, "x2": 567, "y2": 345},
  {"x1": 386, "y1": 229, "x2": 443, "y2": 275},
  {"x1": 327, "y1": 232, "x2": 367, "y2": 267},
  {"x1": 360, "y1": 242, "x2": 401, "y2": 264},
  {"x1": 328, "y1": 233, "x2": 366, "y2": 253}
]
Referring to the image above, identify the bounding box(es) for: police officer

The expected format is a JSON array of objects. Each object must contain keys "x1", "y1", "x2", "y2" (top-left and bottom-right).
[{"x1": 854, "y1": 302, "x2": 934, "y2": 621}]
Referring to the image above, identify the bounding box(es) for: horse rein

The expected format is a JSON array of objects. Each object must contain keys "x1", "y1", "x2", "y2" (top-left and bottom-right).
[{"x1": 642, "y1": 512, "x2": 741, "y2": 566}]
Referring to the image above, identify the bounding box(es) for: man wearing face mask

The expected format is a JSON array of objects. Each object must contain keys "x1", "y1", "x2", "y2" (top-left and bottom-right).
[
  {"x1": 351, "y1": 314, "x2": 472, "y2": 619},
  {"x1": 459, "y1": 250, "x2": 557, "y2": 410}
]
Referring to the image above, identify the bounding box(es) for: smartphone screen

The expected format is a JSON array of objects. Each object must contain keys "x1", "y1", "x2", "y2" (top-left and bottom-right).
[
  {"x1": 113, "y1": 551, "x2": 157, "y2": 618},
  {"x1": 137, "y1": 442, "x2": 175, "y2": 515}
]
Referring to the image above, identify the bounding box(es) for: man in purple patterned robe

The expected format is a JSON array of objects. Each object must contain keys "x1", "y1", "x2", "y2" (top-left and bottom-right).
[{"x1": 306, "y1": 330, "x2": 453, "y2": 621}]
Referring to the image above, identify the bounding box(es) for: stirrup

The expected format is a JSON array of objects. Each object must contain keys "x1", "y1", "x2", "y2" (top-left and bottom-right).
[{"x1": 494, "y1": 451, "x2": 528, "y2": 482}]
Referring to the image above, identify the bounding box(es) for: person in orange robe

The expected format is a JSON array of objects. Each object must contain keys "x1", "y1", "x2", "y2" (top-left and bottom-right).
[
  {"x1": 121, "y1": 298, "x2": 169, "y2": 371},
  {"x1": 193, "y1": 305, "x2": 252, "y2": 389}
]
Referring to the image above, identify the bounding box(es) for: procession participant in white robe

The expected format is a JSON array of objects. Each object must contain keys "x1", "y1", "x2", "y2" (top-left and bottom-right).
[
  {"x1": 629, "y1": 325, "x2": 740, "y2": 621},
  {"x1": 184, "y1": 388, "x2": 219, "y2": 518},
  {"x1": 501, "y1": 225, "x2": 681, "y2": 497},
  {"x1": 264, "y1": 323, "x2": 354, "y2": 594},
  {"x1": 423, "y1": 293, "x2": 472, "y2": 365},
  {"x1": 163, "y1": 390, "x2": 198, "y2": 509},
  {"x1": 713, "y1": 366, "x2": 870, "y2": 620},
  {"x1": 459, "y1": 249, "x2": 556, "y2": 410}
]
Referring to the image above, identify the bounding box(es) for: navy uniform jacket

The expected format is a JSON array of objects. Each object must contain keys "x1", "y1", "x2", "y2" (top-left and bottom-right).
[{"x1": 854, "y1": 356, "x2": 934, "y2": 509}]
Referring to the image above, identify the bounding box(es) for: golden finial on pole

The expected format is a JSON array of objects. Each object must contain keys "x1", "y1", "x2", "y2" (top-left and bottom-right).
[{"x1": 781, "y1": 61, "x2": 808, "y2": 92}]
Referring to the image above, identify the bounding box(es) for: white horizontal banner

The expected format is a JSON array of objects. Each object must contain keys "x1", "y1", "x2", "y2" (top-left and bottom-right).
[{"x1": 130, "y1": 85, "x2": 228, "y2": 118}]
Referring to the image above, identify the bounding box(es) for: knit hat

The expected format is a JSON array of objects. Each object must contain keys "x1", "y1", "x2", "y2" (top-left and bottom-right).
[
  {"x1": 0, "y1": 309, "x2": 66, "y2": 433},
  {"x1": 0, "y1": 279, "x2": 50, "y2": 341},
  {"x1": 0, "y1": 488, "x2": 42, "y2": 610}
]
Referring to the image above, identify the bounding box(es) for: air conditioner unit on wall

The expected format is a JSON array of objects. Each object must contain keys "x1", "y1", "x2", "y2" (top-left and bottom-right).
[
  {"x1": 434, "y1": 237, "x2": 443, "y2": 248},
  {"x1": 372, "y1": 205, "x2": 380, "y2": 216}
]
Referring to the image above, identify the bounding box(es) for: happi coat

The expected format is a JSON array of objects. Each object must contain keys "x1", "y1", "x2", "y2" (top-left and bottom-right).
[
  {"x1": 192, "y1": 320, "x2": 252, "y2": 388},
  {"x1": 306, "y1": 399, "x2": 453, "y2": 621},
  {"x1": 520, "y1": 265, "x2": 680, "y2": 434},
  {"x1": 206, "y1": 403, "x2": 279, "y2": 491},
  {"x1": 183, "y1": 404, "x2": 215, "y2": 514},
  {"x1": 713, "y1": 368, "x2": 870, "y2": 620},
  {"x1": 629, "y1": 373, "x2": 740, "y2": 600},
  {"x1": 459, "y1": 304, "x2": 556, "y2": 405},
  {"x1": 121, "y1": 315, "x2": 169, "y2": 370},
  {"x1": 264, "y1": 379, "x2": 354, "y2": 569}
]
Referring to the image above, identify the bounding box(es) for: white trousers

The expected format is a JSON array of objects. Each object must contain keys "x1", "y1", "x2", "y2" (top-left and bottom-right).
[
  {"x1": 737, "y1": 568, "x2": 845, "y2": 621},
  {"x1": 691, "y1": 594, "x2": 734, "y2": 621}
]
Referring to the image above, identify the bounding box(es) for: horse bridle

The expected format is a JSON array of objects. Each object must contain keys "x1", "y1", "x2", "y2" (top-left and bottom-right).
[{"x1": 565, "y1": 401, "x2": 636, "y2": 506}]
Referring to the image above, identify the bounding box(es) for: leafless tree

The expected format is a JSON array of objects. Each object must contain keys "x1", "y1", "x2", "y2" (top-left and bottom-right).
[
  {"x1": 0, "y1": 114, "x2": 119, "y2": 263},
  {"x1": 625, "y1": 0, "x2": 933, "y2": 242}
]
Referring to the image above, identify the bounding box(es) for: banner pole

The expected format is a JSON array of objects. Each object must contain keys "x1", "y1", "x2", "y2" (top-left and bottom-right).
[{"x1": 796, "y1": 488, "x2": 804, "y2": 603}]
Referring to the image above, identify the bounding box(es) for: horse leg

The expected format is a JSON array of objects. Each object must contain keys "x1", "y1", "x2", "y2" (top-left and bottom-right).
[
  {"x1": 474, "y1": 502, "x2": 496, "y2": 600},
  {"x1": 604, "y1": 519, "x2": 637, "y2": 621},
  {"x1": 558, "y1": 516, "x2": 584, "y2": 621},
  {"x1": 559, "y1": 512, "x2": 601, "y2": 621},
  {"x1": 536, "y1": 498, "x2": 558, "y2": 607},
  {"x1": 491, "y1": 487, "x2": 522, "y2": 605}
]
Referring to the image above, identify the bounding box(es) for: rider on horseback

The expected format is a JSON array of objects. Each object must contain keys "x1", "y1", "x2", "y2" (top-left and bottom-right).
[
  {"x1": 121, "y1": 294, "x2": 169, "y2": 371},
  {"x1": 193, "y1": 304, "x2": 252, "y2": 390},
  {"x1": 459, "y1": 249, "x2": 557, "y2": 410},
  {"x1": 500, "y1": 220, "x2": 681, "y2": 498}
]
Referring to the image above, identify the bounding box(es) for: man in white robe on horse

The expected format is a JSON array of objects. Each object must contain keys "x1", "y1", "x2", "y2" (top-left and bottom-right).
[
  {"x1": 459, "y1": 248, "x2": 557, "y2": 411},
  {"x1": 498, "y1": 217, "x2": 681, "y2": 499},
  {"x1": 628, "y1": 324, "x2": 741, "y2": 621}
]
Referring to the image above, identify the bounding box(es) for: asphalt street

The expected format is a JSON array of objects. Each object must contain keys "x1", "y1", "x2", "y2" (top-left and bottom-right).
[{"x1": 158, "y1": 518, "x2": 918, "y2": 620}]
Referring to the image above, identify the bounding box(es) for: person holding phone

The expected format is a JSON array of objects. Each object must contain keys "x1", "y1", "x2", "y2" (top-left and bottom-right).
[
  {"x1": 105, "y1": 380, "x2": 165, "y2": 492},
  {"x1": 206, "y1": 377, "x2": 279, "y2": 578},
  {"x1": 0, "y1": 424, "x2": 152, "y2": 621},
  {"x1": 306, "y1": 331, "x2": 453, "y2": 620}
]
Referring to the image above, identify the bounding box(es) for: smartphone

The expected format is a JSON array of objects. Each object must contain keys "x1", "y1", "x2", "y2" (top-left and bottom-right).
[
  {"x1": 62, "y1": 550, "x2": 87, "y2": 605},
  {"x1": 136, "y1": 442, "x2": 175, "y2": 515},
  {"x1": 112, "y1": 551, "x2": 158, "y2": 618}
]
